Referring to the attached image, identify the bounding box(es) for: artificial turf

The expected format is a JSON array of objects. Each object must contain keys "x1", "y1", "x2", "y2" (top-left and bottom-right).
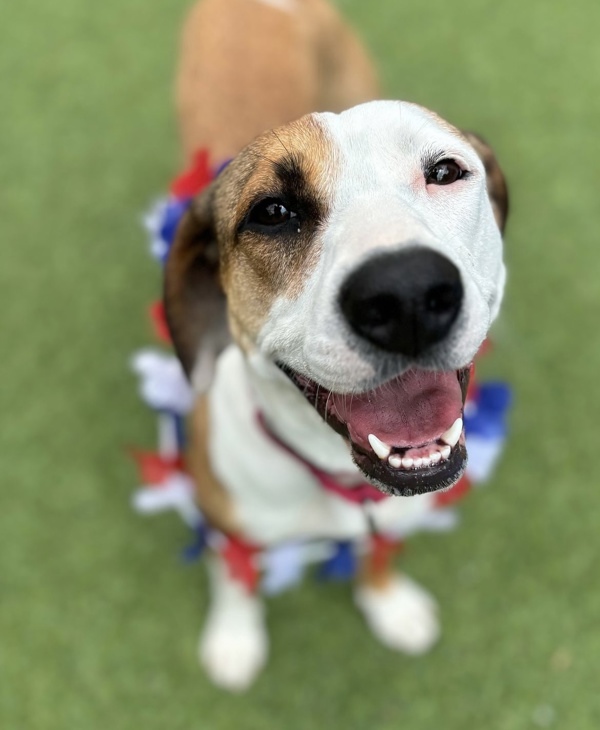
[{"x1": 2, "y1": 0, "x2": 600, "y2": 727}]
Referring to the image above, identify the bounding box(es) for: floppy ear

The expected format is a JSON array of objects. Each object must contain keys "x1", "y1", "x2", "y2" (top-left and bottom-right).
[
  {"x1": 163, "y1": 185, "x2": 230, "y2": 390},
  {"x1": 462, "y1": 131, "x2": 509, "y2": 234}
]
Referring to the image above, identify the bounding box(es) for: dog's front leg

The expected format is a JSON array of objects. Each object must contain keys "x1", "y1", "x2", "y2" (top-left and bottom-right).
[
  {"x1": 199, "y1": 552, "x2": 268, "y2": 692},
  {"x1": 354, "y1": 542, "x2": 441, "y2": 656}
]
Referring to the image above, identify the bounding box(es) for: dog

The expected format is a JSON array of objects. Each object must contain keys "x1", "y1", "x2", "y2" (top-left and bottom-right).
[{"x1": 163, "y1": 0, "x2": 508, "y2": 691}]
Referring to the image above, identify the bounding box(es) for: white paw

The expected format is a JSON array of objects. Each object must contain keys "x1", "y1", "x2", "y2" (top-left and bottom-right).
[
  {"x1": 199, "y1": 600, "x2": 268, "y2": 692},
  {"x1": 354, "y1": 574, "x2": 440, "y2": 655}
]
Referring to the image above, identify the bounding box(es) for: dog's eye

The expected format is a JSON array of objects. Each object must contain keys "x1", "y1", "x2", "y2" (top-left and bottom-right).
[
  {"x1": 425, "y1": 160, "x2": 465, "y2": 186},
  {"x1": 247, "y1": 198, "x2": 297, "y2": 227}
]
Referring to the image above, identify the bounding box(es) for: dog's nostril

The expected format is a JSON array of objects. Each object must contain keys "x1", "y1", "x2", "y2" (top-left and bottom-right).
[
  {"x1": 353, "y1": 294, "x2": 397, "y2": 328},
  {"x1": 339, "y1": 247, "x2": 463, "y2": 358},
  {"x1": 425, "y1": 283, "x2": 462, "y2": 314}
]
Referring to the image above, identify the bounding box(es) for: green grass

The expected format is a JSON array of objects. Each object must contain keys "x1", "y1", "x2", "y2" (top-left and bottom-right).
[{"x1": 2, "y1": 0, "x2": 599, "y2": 727}]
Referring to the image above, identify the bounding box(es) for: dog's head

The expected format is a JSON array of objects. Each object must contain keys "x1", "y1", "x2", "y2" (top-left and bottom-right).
[{"x1": 165, "y1": 101, "x2": 508, "y2": 496}]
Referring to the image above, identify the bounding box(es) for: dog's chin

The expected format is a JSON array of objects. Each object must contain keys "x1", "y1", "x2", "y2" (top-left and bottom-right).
[
  {"x1": 350, "y1": 439, "x2": 467, "y2": 497},
  {"x1": 277, "y1": 363, "x2": 471, "y2": 497}
]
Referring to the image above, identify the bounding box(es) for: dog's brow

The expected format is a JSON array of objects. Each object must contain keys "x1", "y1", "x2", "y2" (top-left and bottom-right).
[
  {"x1": 273, "y1": 154, "x2": 307, "y2": 194},
  {"x1": 420, "y1": 147, "x2": 449, "y2": 171}
]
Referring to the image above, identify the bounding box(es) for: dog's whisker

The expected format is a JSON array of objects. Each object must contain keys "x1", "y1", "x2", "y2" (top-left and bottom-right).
[
  {"x1": 270, "y1": 128, "x2": 292, "y2": 158},
  {"x1": 250, "y1": 149, "x2": 280, "y2": 167}
]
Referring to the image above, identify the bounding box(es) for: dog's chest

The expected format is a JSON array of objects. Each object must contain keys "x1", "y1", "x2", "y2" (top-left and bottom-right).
[{"x1": 207, "y1": 346, "x2": 435, "y2": 545}]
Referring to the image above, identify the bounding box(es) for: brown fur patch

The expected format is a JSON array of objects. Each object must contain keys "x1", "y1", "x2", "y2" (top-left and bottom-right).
[
  {"x1": 176, "y1": 0, "x2": 379, "y2": 163},
  {"x1": 187, "y1": 395, "x2": 242, "y2": 535},
  {"x1": 356, "y1": 549, "x2": 398, "y2": 591},
  {"x1": 214, "y1": 115, "x2": 339, "y2": 350},
  {"x1": 168, "y1": 0, "x2": 379, "y2": 375},
  {"x1": 164, "y1": 191, "x2": 230, "y2": 378},
  {"x1": 164, "y1": 115, "x2": 338, "y2": 367}
]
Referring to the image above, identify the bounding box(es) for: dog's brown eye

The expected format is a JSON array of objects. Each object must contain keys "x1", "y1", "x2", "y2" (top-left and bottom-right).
[
  {"x1": 426, "y1": 160, "x2": 465, "y2": 186},
  {"x1": 248, "y1": 198, "x2": 297, "y2": 227}
]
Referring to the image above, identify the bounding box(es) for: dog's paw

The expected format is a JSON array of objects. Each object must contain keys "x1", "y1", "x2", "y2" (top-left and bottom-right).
[
  {"x1": 354, "y1": 574, "x2": 440, "y2": 655},
  {"x1": 199, "y1": 597, "x2": 268, "y2": 692}
]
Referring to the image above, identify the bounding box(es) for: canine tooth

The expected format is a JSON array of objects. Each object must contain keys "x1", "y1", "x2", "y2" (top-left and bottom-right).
[
  {"x1": 440, "y1": 445, "x2": 451, "y2": 460},
  {"x1": 430, "y1": 451, "x2": 442, "y2": 464},
  {"x1": 368, "y1": 433, "x2": 391, "y2": 460},
  {"x1": 402, "y1": 457, "x2": 414, "y2": 469},
  {"x1": 388, "y1": 454, "x2": 403, "y2": 469},
  {"x1": 440, "y1": 418, "x2": 463, "y2": 448}
]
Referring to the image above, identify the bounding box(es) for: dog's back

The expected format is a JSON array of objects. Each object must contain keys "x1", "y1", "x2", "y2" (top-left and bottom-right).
[{"x1": 176, "y1": 0, "x2": 380, "y2": 162}]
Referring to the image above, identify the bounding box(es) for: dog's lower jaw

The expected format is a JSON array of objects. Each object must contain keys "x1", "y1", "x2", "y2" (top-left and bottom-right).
[{"x1": 351, "y1": 440, "x2": 468, "y2": 497}]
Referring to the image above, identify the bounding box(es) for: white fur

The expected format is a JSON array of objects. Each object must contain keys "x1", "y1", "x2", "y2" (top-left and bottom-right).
[
  {"x1": 354, "y1": 574, "x2": 440, "y2": 654},
  {"x1": 208, "y1": 345, "x2": 439, "y2": 545},
  {"x1": 200, "y1": 555, "x2": 268, "y2": 692}
]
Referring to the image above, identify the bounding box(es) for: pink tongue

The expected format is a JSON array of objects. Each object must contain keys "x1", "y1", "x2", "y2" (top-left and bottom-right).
[{"x1": 331, "y1": 370, "x2": 463, "y2": 448}]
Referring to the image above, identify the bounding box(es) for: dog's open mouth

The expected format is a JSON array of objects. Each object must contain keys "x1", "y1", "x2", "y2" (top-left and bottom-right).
[{"x1": 278, "y1": 364, "x2": 471, "y2": 497}]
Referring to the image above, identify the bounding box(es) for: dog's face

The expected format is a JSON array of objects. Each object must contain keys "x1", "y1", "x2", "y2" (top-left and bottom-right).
[{"x1": 165, "y1": 101, "x2": 508, "y2": 497}]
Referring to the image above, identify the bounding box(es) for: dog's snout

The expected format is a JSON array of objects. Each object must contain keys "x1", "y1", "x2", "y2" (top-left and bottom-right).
[{"x1": 339, "y1": 248, "x2": 463, "y2": 357}]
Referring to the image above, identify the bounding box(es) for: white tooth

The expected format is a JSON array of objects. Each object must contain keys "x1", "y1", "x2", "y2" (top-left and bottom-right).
[
  {"x1": 368, "y1": 433, "x2": 391, "y2": 460},
  {"x1": 430, "y1": 451, "x2": 442, "y2": 464},
  {"x1": 402, "y1": 457, "x2": 414, "y2": 469},
  {"x1": 440, "y1": 445, "x2": 451, "y2": 460},
  {"x1": 440, "y1": 418, "x2": 463, "y2": 448},
  {"x1": 388, "y1": 454, "x2": 403, "y2": 469},
  {"x1": 421, "y1": 455, "x2": 431, "y2": 467},
  {"x1": 413, "y1": 457, "x2": 423, "y2": 469}
]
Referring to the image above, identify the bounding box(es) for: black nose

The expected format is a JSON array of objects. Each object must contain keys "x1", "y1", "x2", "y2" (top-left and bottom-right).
[{"x1": 339, "y1": 248, "x2": 463, "y2": 357}]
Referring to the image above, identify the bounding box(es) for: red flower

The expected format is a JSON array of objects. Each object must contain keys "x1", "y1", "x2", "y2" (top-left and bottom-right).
[
  {"x1": 131, "y1": 450, "x2": 186, "y2": 487},
  {"x1": 221, "y1": 535, "x2": 261, "y2": 592},
  {"x1": 149, "y1": 300, "x2": 171, "y2": 344},
  {"x1": 369, "y1": 534, "x2": 404, "y2": 575},
  {"x1": 170, "y1": 149, "x2": 213, "y2": 199}
]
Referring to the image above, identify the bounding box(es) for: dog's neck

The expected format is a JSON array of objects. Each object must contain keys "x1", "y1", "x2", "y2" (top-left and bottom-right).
[{"x1": 244, "y1": 349, "x2": 359, "y2": 476}]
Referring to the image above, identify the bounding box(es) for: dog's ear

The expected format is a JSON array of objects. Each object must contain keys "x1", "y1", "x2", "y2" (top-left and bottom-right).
[
  {"x1": 163, "y1": 185, "x2": 229, "y2": 390},
  {"x1": 463, "y1": 131, "x2": 509, "y2": 233}
]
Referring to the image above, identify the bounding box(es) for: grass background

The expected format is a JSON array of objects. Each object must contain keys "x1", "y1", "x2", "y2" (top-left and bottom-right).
[{"x1": 2, "y1": 0, "x2": 599, "y2": 727}]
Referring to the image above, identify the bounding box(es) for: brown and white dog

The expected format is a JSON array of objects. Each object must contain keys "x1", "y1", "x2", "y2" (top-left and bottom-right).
[{"x1": 165, "y1": 0, "x2": 508, "y2": 691}]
